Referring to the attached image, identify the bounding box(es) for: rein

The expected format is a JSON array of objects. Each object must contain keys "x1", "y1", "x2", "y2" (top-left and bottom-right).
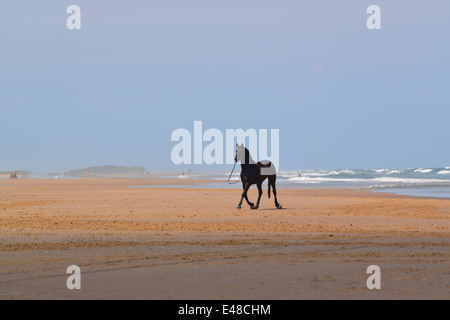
[{"x1": 227, "y1": 160, "x2": 241, "y2": 184}]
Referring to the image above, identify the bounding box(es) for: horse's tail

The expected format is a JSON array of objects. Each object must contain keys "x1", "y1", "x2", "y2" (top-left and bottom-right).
[{"x1": 268, "y1": 182, "x2": 271, "y2": 199}]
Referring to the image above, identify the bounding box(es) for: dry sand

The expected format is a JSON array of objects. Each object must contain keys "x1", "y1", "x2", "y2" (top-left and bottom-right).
[{"x1": 0, "y1": 178, "x2": 448, "y2": 299}]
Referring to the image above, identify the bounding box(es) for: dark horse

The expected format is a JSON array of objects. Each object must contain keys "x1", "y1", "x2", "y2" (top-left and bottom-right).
[{"x1": 234, "y1": 143, "x2": 281, "y2": 209}]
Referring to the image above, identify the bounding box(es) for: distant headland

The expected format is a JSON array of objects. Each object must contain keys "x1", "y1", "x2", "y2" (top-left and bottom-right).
[{"x1": 64, "y1": 165, "x2": 150, "y2": 178}]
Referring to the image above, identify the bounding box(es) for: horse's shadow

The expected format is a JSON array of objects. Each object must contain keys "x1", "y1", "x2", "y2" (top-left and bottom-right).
[{"x1": 254, "y1": 207, "x2": 287, "y2": 211}]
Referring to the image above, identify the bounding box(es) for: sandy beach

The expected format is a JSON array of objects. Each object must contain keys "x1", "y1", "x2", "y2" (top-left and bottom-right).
[{"x1": 0, "y1": 178, "x2": 448, "y2": 299}]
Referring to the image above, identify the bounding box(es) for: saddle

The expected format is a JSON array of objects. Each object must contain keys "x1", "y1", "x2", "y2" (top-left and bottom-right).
[{"x1": 257, "y1": 161, "x2": 272, "y2": 168}]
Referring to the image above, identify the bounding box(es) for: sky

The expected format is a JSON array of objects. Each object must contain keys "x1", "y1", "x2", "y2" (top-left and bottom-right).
[{"x1": 1, "y1": 1, "x2": 449, "y2": 174}]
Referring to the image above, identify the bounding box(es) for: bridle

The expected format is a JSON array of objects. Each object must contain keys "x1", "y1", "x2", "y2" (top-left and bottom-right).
[{"x1": 227, "y1": 157, "x2": 241, "y2": 184}]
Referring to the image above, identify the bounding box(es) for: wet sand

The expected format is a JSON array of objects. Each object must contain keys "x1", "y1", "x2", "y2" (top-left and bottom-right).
[{"x1": 0, "y1": 179, "x2": 449, "y2": 299}]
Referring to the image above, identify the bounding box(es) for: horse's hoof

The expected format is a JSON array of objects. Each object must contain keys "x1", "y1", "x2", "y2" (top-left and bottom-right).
[
  {"x1": 236, "y1": 205, "x2": 241, "y2": 209},
  {"x1": 251, "y1": 205, "x2": 259, "y2": 210},
  {"x1": 276, "y1": 204, "x2": 282, "y2": 209}
]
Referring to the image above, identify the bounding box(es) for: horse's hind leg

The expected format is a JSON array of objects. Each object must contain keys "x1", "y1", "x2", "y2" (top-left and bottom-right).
[
  {"x1": 269, "y1": 176, "x2": 281, "y2": 209},
  {"x1": 253, "y1": 182, "x2": 262, "y2": 209}
]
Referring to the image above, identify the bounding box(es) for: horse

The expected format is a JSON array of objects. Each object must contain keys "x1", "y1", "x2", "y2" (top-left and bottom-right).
[{"x1": 234, "y1": 143, "x2": 281, "y2": 209}]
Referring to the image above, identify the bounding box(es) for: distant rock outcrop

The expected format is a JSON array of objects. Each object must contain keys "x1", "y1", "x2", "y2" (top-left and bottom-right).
[{"x1": 64, "y1": 165, "x2": 149, "y2": 178}]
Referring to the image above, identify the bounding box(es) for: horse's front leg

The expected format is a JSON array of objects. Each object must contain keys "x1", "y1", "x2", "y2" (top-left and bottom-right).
[{"x1": 236, "y1": 182, "x2": 253, "y2": 209}]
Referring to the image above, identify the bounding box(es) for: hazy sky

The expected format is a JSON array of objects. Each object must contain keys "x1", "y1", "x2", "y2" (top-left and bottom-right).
[{"x1": 1, "y1": 1, "x2": 449, "y2": 174}]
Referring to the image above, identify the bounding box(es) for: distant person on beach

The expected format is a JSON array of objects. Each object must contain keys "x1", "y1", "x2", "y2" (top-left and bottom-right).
[{"x1": 10, "y1": 171, "x2": 17, "y2": 179}]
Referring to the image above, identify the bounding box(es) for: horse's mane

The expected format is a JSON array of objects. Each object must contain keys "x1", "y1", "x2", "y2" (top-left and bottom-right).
[{"x1": 243, "y1": 147, "x2": 255, "y2": 164}]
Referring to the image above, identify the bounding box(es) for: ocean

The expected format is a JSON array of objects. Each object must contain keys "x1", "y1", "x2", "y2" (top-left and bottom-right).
[
  {"x1": 172, "y1": 167, "x2": 450, "y2": 199},
  {"x1": 277, "y1": 167, "x2": 450, "y2": 198}
]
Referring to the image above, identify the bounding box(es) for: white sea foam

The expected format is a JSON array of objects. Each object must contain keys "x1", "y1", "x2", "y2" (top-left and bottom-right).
[
  {"x1": 287, "y1": 177, "x2": 369, "y2": 184},
  {"x1": 303, "y1": 171, "x2": 339, "y2": 177},
  {"x1": 386, "y1": 169, "x2": 405, "y2": 175},
  {"x1": 372, "y1": 177, "x2": 450, "y2": 184},
  {"x1": 437, "y1": 170, "x2": 450, "y2": 175},
  {"x1": 278, "y1": 170, "x2": 334, "y2": 177},
  {"x1": 287, "y1": 177, "x2": 370, "y2": 183},
  {"x1": 414, "y1": 168, "x2": 433, "y2": 173},
  {"x1": 285, "y1": 176, "x2": 450, "y2": 186},
  {"x1": 280, "y1": 169, "x2": 361, "y2": 178}
]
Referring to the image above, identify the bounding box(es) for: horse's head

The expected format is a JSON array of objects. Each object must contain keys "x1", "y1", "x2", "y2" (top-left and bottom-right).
[
  {"x1": 234, "y1": 143, "x2": 245, "y2": 163},
  {"x1": 234, "y1": 143, "x2": 253, "y2": 164}
]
